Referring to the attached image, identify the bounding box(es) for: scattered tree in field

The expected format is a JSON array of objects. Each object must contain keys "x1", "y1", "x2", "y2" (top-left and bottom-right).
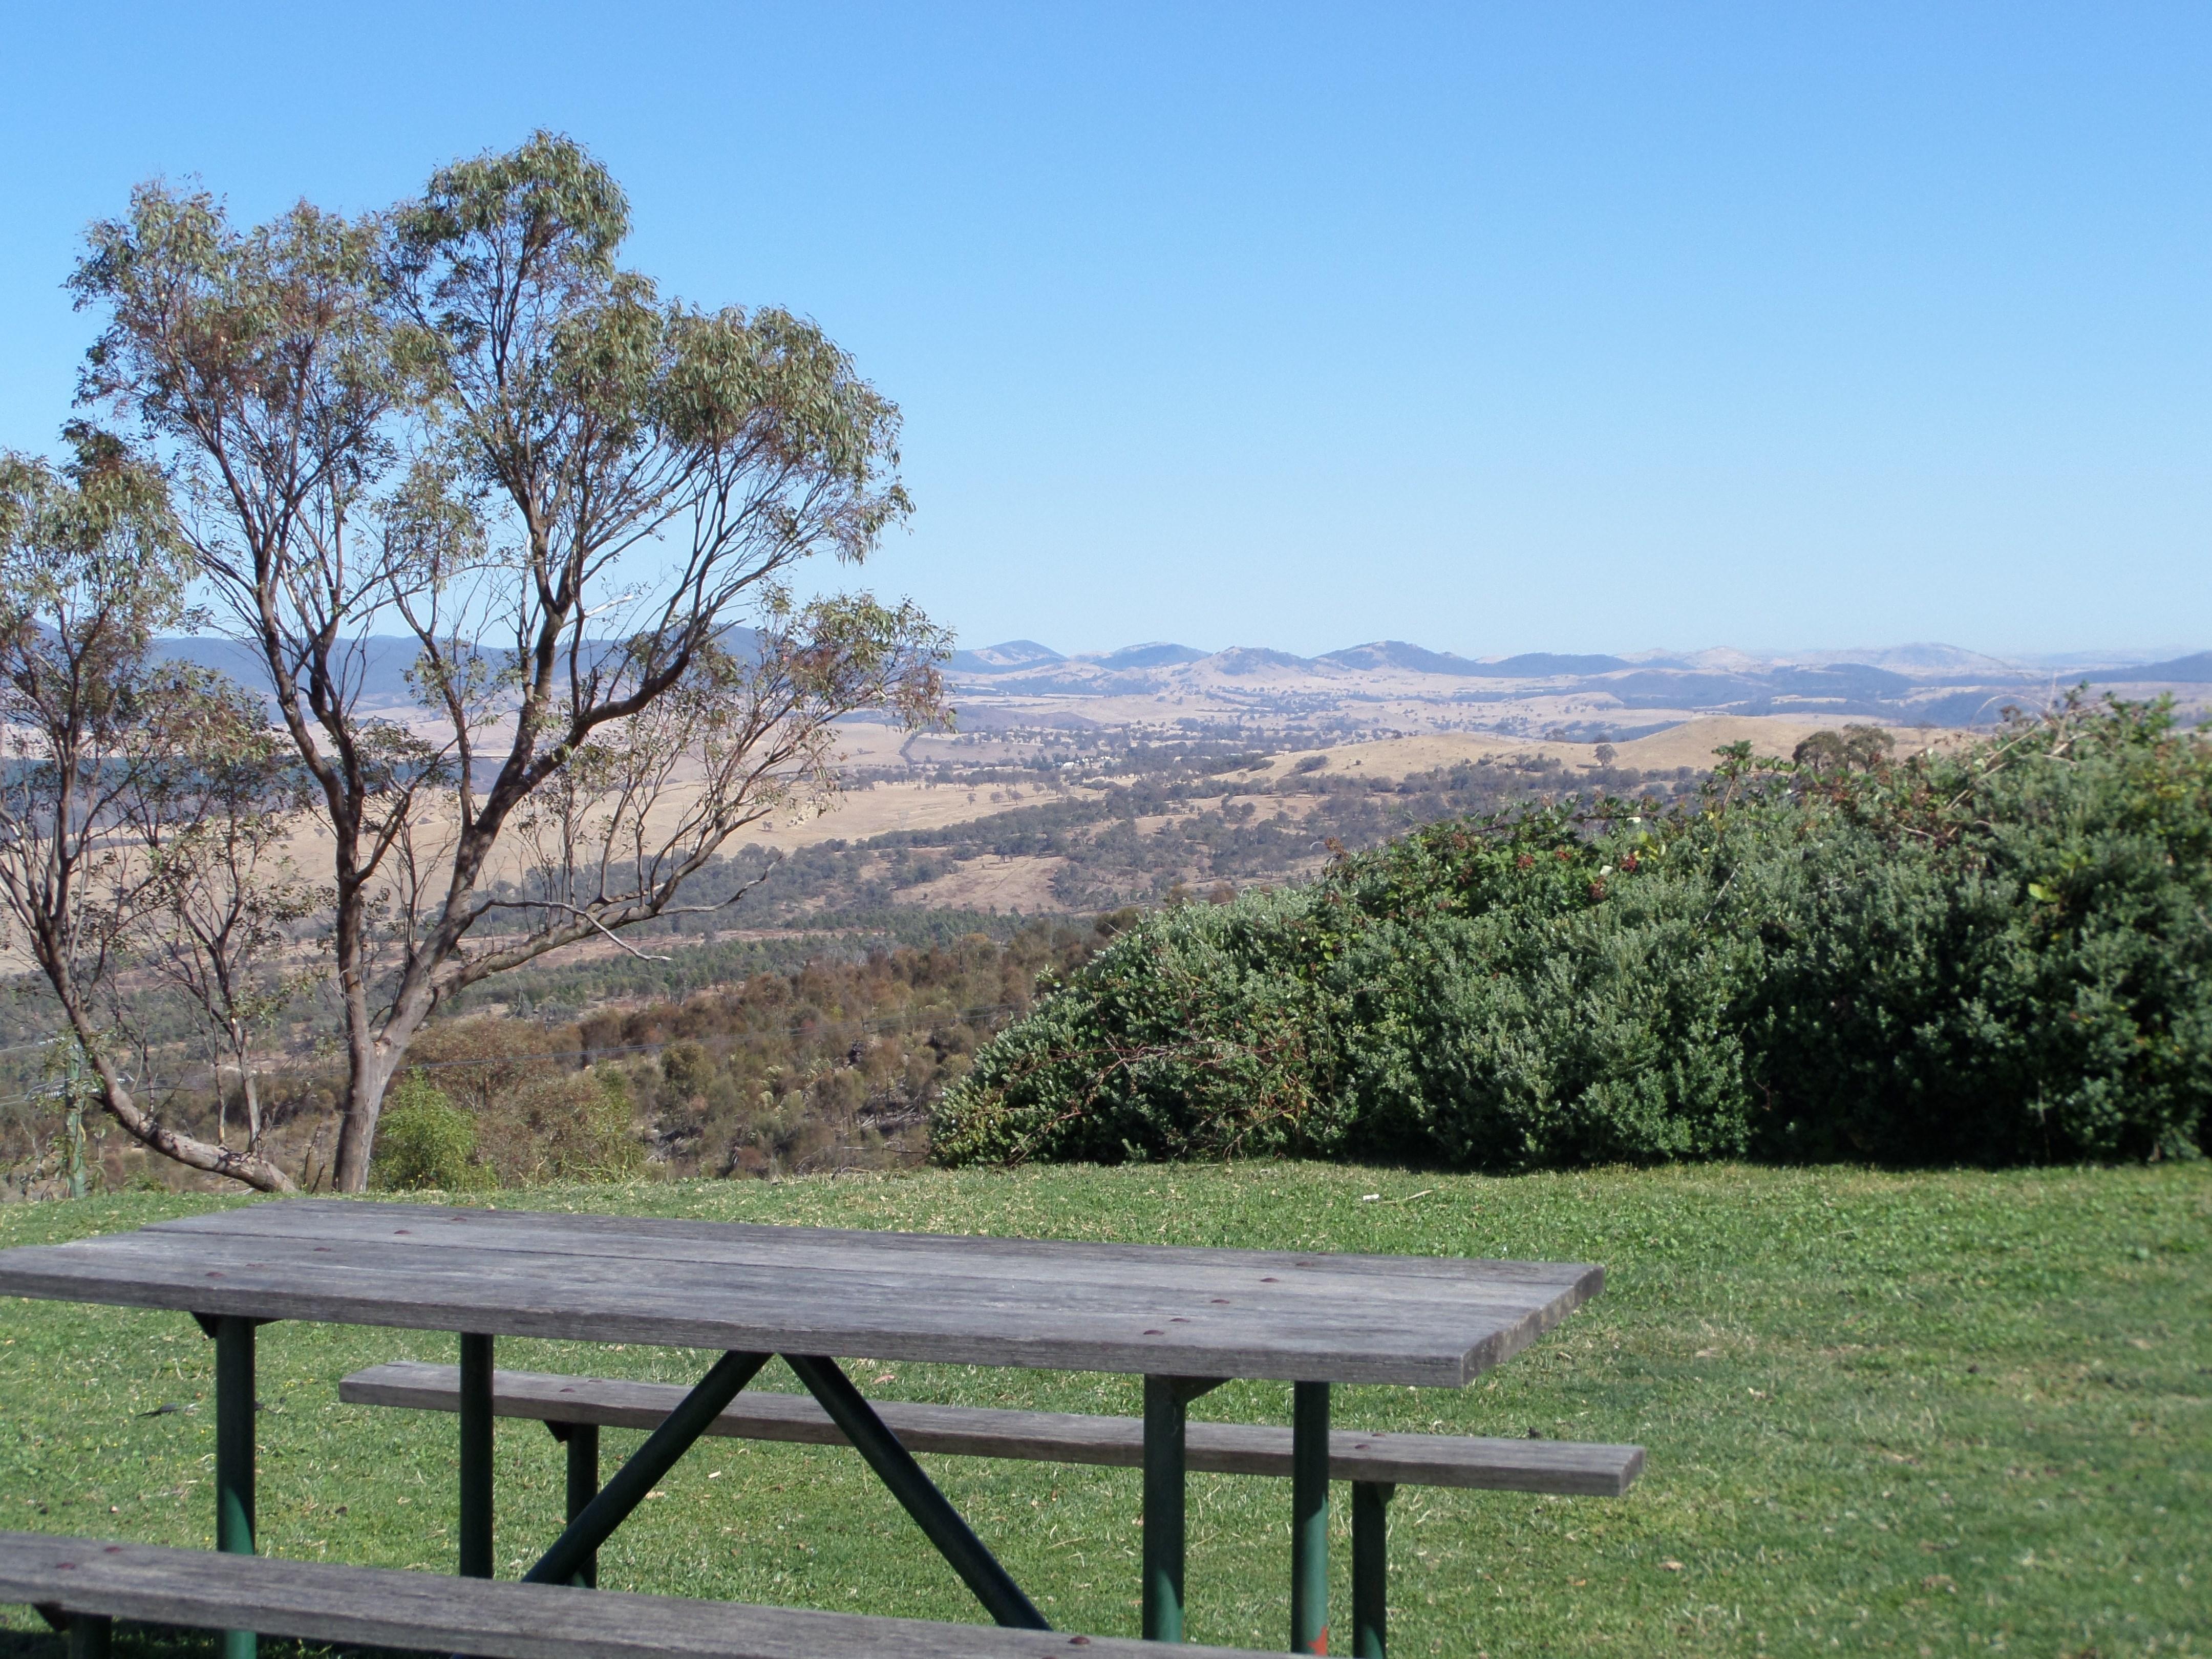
[
  {"x1": 73, "y1": 132, "x2": 948, "y2": 1189},
  {"x1": 0, "y1": 432, "x2": 295, "y2": 1191},
  {"x1": 1792, "y1": 724, "x2": 1895, "y2": 774}
]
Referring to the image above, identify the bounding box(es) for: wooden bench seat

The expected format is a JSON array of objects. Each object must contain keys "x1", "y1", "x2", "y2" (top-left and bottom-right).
[
  {"x1": 0, "y1": 1530, "x2": 1275, "y2": 1659},
  {"x1": 340, "y1": 1360, "x2": 1645, "y2": 1496}
]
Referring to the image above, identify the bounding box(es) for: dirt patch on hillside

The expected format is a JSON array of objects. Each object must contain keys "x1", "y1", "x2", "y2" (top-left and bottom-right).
[{"x1": 895, "y1": 855, "x2": 1068, "y2": 913}]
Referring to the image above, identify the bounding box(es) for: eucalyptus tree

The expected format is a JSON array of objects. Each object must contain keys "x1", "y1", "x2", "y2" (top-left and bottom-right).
[
  {"x1": 71, "y1": 182, "x2": 419, "y2": 1189},
  {"x1": 77, "y1": 134, "x2": 948, "y2": 1189},
  {"x1": 0, "y1": 432, "x2": 296, "y2": 1192},
  {"x1": 117, "y1": 675, "x2": 328, "y2": 1156}
]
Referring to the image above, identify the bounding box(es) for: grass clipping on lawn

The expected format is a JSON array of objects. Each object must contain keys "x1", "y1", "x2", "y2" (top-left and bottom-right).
[{"x1": 0, "y1": 1161, "x2": 2204, "y2": 1657}]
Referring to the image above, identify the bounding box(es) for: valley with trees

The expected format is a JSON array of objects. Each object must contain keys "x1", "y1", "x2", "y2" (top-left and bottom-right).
[
  {"x1": 1, "y1": 133, "x2": 2208, "y2": 1205},
  {"x1": 1, "y1": 10, "x2": 2207, "y2": 1651}
]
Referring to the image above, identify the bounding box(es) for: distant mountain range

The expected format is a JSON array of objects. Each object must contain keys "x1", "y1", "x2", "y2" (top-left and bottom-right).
[
  {"x1": 150, "y1": 634, "x2": 2212, "y2": 730},
  {"x1": 943, "y1": 639, "x2": 2212, "y2": 725}
]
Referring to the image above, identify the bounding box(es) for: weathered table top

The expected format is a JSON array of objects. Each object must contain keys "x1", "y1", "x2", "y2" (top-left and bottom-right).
[{"x1": 0, "y1": 1199, "x2": 1600, "y2": 1386}]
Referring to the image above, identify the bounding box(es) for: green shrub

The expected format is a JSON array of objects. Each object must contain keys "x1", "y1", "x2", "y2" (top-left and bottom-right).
[
  {"x1": 1730, "y1": 697, "x2": 2212, "y2": 1161},
  {"x1": 478, "y1": 1068, "x2": 645, "y2": 1186},
  {"x1": 935, "y1": 697, "x2": 2212, "y2": 1171},
  {"x1": 394, "y1": 1016, "x2": 645, "y2": 1186},
  {"x1": 660, "y1": 1040, "x2": 713, "y2": 1102},
  {"x1": 930, "y1": 888, "x2": 1345, "y2": 1165},
  {"x1": 369, "y1": 1074, "x2": 496, "y2": 1192}
]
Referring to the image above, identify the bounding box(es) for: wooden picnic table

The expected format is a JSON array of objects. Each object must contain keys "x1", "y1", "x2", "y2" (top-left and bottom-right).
[{"x1": 0, "y1": 1200, "x2": 1605, "y2": 1656}]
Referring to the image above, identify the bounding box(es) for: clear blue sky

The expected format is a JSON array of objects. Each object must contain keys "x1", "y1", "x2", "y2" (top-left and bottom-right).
[{"x1": 3, "y1": 3, "x2": 2205, "y2": 660}]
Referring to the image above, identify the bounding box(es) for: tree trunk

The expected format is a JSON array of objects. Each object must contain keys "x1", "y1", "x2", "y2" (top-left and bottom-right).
[
  {"x1": 40, "y1": 946, "x2": 296, "y2": 1195},
  {"x1": 331, "y1": 1047, "x2": 387, "y2": 1194},
  {"x1": 242, "y1": 1067, "x2": 263, "y2": 1150},
  {"x1": 67, "y1": 1015, "x2": 294, "y2": 1194},
  {"x1": 327, "y1": 863, "x2": 385, "y2": 1192},
  {"x1": 327, "y1": 815, "x2": 479, "y2": 1191},
  {"x1": 230, "y1": 1021, "x2": 264, "y2": 1150},
  {"x1": 330, "y1": 974, "x2": 441, "y2": 1193},
  {"x1": 98, "y1": 1083, "x2": 296, "y2": 1193}
]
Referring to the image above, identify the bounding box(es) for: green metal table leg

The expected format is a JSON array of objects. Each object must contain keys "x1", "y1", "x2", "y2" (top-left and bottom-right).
[
  {"x1": 1143, "y1": 1376, "x2": 1188, "y2": 1642},
  {"x1": 785, "y1": 1354, "x2": 1049, "y2": 1631},
  {"x1": 1352, "y1": 1481, "x2": 1394, "y2": 1659},
  {"x1": 213, "y1": 1315, "x2": 257, "y2": 1659},
  {"x1": 547, "y1": 1421, "x2": 601, "y2": 1587},
  {"x1": 1291, "y1": 1381, "x2": 1330, "y2": 1655},
  {"x1": 523, "y1": 1350, "x2": 770, "y2": 1587},
  {"x1": 67, "y1": 1613, "x2": 112, "y2": 1659},
  {"x1": 1142, "y1": 1375, "x2": 1226, "y2": 1642},
  {"x1": 459, "y1": 1333, "x2": 494, "y2": 1578}
]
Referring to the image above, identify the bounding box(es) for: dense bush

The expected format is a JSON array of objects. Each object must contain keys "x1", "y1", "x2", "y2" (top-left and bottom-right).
[
  {"x1": 400, "y1": 1018, "x2": 644, "y2": 1186},
  {"x1": 369, "y1": 1074, "x2": 496, "y2": 1192},
  {"x1": 567, "y1": 922, "x2": 1104, "y2": 1176},
  {"x1": 933, "y1": 698, "x2": 2212, "y2": 1169}
]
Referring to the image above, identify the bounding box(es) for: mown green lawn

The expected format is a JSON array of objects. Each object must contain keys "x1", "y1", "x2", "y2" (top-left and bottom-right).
[{"x1": 1, "y1": 1162, "x2": 2205, "y2": 1658}]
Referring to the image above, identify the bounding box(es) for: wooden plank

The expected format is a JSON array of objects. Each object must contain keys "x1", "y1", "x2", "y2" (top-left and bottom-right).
[
  {"x1": 190, "y1": 1225, "x2": 1582, "y2": 1336},
  {"x1": 142, "y1": 1205, "x2": 1604, "y2": 1354},
  {"x1": 151, "y1": 1201, "x2": 1598, "y2": 1294},
  {"x1": 0, "y1": 1235, "x2": 1496, "y2": 1386},
  {"x1": 2, "y1": 1226, "x2": 1560, "y2": 1342},
  {"x1": 0, "y1": 1209, "x2": 1602, "y2": 1387},
  {"x1": 339, "y1": 1362, "x2": 1645, "y2": 1497},
  {"x1": 0, "y1": 1531, "x2": 1277, "y2": 1659},
  {"x1": 136, "y1": 1203, "x2": 1594, "y2": 1327}
]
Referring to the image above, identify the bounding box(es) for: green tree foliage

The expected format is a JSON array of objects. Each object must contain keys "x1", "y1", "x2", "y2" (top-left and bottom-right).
[
  {"x1": 935, "y1": 698, "x2": 2212, "y2": 1169},
  {"x1": 368, "y1": 1074, "x2": 493, "y2": 1192}
]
